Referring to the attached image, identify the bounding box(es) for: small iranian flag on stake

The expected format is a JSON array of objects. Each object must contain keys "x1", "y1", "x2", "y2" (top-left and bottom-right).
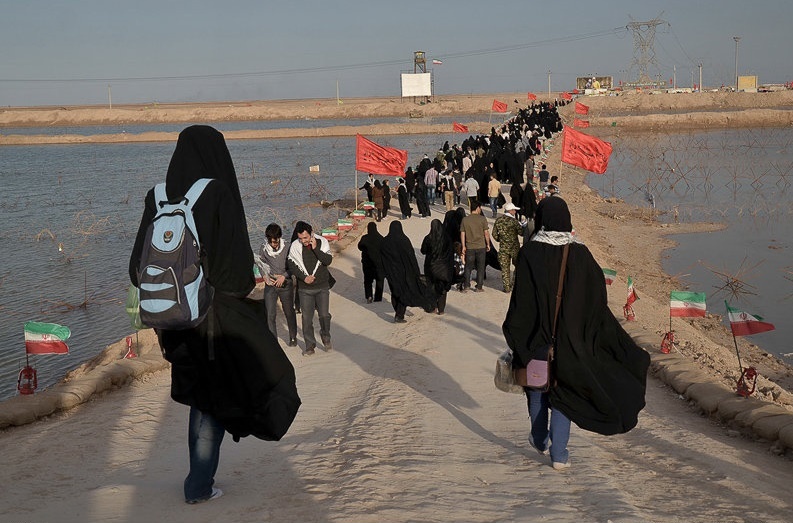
[
  {"x1": 623, "y1": 276, "x2": 638, "y2": 320},
  {"x1": 670, "y1": 291, "x2": 707, "y2": 318},
  {"x1": 24, "y1": 322, "x2": 71, "y2": 354},
  {"x1": 602, "y1": 268, "x2": 616, "y2": 285},
  {"x1": 725, "y1": 302, "x2": 775, "y2": 337}
]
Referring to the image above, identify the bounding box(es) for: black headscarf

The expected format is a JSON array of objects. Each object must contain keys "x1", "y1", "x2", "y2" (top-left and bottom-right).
[
  {"x1": 442, "y1": 208, "x2": 464, "y2": 243},
  {"x1": 381, "y1": 221, "x2": 436, "y2": 310},
  {"x1": 357, "y1": 221, "x2": 385, "y2": 277},
  {"x1": 129, "y1": 125, "x2": 299, "y2": 441},
  {"x1": 503, "y1": 197, "x2": 649, "y2": 436},
  {"x1": 420, "y1": 219, "x2": 454, "y2": 291}
]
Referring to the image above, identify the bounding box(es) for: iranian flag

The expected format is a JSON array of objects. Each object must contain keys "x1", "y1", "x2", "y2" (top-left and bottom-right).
[
  {"x1": 24, "y1": 322, "x2": 71, "y2": 354},
  {"x1": 670, "y1": 291, "x2": 706, "y2": 318},
  {"x1": 626, "y1": 276, "x2": 639, "y2": 305},
  {"x1": 603, "y1": 268, "x2": 616, "y2": 285},
  {"x1": 725, "y1": 302, "x2": 775, "y2": 337}
]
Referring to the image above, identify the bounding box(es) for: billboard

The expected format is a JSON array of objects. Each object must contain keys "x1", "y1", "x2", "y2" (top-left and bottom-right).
[
  {"x1": 401, "y1": 73, "x2": 432, "y2": 97},
  {"x1": 576, "y1": 76, "x2": 613, "y2": 90}
]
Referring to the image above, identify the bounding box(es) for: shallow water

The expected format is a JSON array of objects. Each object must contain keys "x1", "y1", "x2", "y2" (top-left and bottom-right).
[{"x1": 587, "y1": 127, "x2": 793, "y2": 363}]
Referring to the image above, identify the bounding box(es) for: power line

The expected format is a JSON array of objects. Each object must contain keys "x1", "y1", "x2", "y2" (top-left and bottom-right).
[{"x1": 1, "y1": 26, "x2": 628, "y2": 84}]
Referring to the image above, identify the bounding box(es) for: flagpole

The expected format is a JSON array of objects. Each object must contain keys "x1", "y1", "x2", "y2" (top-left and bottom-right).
[
  {"x1": 727, "y1": 302, "x2": 745, "y2": 372},
  {"x1": 488, "y1": 110, "x2": 492, "y2": 125},
  {"x1": 355, "y1": 170, "x2": 359, "y2": 209}
]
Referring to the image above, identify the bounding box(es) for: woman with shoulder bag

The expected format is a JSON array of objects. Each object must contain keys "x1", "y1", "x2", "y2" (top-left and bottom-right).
[{"x1": 502, "y1": 197, "x2": 650, "y2": 470}]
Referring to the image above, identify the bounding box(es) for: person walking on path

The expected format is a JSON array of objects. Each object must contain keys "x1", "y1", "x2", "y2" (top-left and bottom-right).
[
  {"x1": 287, "y1": 221, "x2": 335, "y2": 354},
  {"x1": 372, "y1": 179, "x2": 385, "y2": 222},
  {"x1": 462, "y1": 174, "x2": 480, "y2": 211},
  {"x1": 357, "y1": 221, "x2": 385, "y2": 303},
  {"x1": 129, "y1": 125, "x2": 299, "y2": 504},
  {"x1": 396, "y1": 177, "x2": 412, "y2": 219},
  {"x1": 420, "y1": 219, "x2": 454, "y2": 314},
  {"x1": 487, "y1": 173, "x2": 501, "y2": 218},
  {"x1": 258, "y1": 223, "x2": 298, "y2": 346},
  {"x1": 460, "y1": 200, "x2": 490, "y2": 292},
  {"x1": 380, "y1": 221, "x2": 437, "y2": 322},
  {"x1": 491, "y1": 202, "x2": 524, "y2": 293},
  {"x1": 502, "y1": 196, "x2": 650, "y2": 470}
]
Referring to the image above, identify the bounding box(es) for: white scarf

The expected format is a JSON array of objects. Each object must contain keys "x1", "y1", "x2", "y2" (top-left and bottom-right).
[
  {"x1": 288, "y1": 234, "x2": 331, "y2": 277},
  {"x1": 263, "y1": 238, "x2": 285, "y2": 257},
  {"x1": 531, "y1": 229, "x2": 580, "y2": 246}
]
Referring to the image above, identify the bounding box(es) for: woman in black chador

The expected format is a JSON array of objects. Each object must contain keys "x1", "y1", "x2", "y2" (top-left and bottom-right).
[
  {"x1": 502, "y1": 196, "x2": 649, "y2": 470},
  {"x1": 357, "y1": 221, "x2": 385, "y2": 303},
  {"x1": 420, "y1": 219, "x2": 454, "y2": 314},
  {"x1": 396, "y1": 177, "x2": 412, "y2": 219},
  {"x1": 129, "y1": 125, "x2": 300, "y2": 503},
  {"x1": 380, "y1": 221, "x2": 437, "y2": 323}
]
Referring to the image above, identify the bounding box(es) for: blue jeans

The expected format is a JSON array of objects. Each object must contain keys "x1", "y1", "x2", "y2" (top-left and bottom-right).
[
  {"x1": 184, "y1": 407, "x2": 225, "y2": 502},
  {"x1": 427, "y1": 186, "x2": 435, "y2": 205},
  {"x1": 527, "y1": 390, "x2": 571, "y2": 464},
  {"x1": 489, "y1": 196, "x2": 498, "y2": 217}
]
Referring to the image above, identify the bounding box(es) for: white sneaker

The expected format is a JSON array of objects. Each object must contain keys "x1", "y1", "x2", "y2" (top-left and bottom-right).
[
  {"x1": 187, "y1": 487, "x2": 223, "y2": 504},
  {"x1": 552, "y1": 461, "x2": 571, "y2": 470}
]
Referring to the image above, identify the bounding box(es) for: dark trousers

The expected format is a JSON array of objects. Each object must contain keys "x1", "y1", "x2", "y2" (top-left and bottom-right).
[
  {"x1": 391, "y1": 295, "x2": 407, "y2": 320},
  {"x1": 463, "y1": 248, "x2": 486, "y2": 289},
  {"x1": 437, "y1": 291, "x2": 447, "y2": 313},
  {"x1": 363, "y1": 267, "x2": 384, "y2": 302},
  {"x1": 298, "y1": 287, "x2": 331, "y2": 348},
  {"x1": 263, "y1": 280, "x2": 298, "y2": 340}
]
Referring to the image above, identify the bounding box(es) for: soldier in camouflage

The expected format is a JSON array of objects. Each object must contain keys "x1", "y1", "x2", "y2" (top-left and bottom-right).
[{"x1": 491, "y1": 202, "x2": 526, "y2": 293}]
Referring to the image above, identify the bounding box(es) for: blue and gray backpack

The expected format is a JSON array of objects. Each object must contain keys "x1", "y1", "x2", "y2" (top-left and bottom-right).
[{"x1": 137, "y1": 178, "x2": 214, "y2": 330}]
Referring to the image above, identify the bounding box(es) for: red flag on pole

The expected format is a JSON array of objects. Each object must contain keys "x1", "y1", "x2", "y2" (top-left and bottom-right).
[
  {"x1": 491, "y1": 99, "x2": 508, "y2": 113},
  {"x1": 355, "y1": 134, "x2": 408, "y2": 176},
  {"x1": 527, "y1": 92, "x2": 537, "y2": 101},
  {"x1": 562, "y1": 92, "x2": 572, "y2": 100},
  {"x1": 573, "y1": 118, "x2": 590, "y2": 128},
  {"x1": 575, "y1": 101, "x2": 589, "y2": 115},
  {"x1": 452, "y1": 122, "x2": 469, "y2": 133},
  {"x1": 561, "y1": 126, "x2": 613, "y2": 174}
]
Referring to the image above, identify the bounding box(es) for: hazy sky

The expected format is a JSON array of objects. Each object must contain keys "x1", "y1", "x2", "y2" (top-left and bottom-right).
[{"x1": 2, "y1": 0, "x2": 790, "y2": 107}]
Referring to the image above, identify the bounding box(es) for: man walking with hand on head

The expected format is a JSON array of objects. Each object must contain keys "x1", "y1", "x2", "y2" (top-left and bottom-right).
[{"x1": 287, "y1": 221, "x2": 334, "y2": 355}]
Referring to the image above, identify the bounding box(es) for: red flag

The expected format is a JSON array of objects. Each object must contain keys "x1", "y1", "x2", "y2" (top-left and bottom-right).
[
  {"x1": 355, "y1": 134, "x2": 408, "y2": 176},
  {"x1": 561, "y1": 126, "x2": 613, "y2": 174},
  {"x1": 527, "y1": 92, "x2": 537, "y2": 101},
  {"x1": 453, "y1": 122, "x2": 469, "y2": 133},
  {"x1": 575, "y1": 101, "x2": 589, "y2": 115},
  {"x1": 573, "y1": 118, "x2": 590, "y2": 128},
  {"x1": 562, "y1": 92, "x2": 572, "y2": 100},
  {"x1": 491, "y1": 99, "x2": 508, "y2": 113}
]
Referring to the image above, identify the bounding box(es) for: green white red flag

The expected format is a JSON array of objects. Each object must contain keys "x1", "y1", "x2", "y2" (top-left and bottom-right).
[
  {"x1": 602, "y1": 268, "x2": 616, "y2": 285},
  {"x1": 670, "y1": 291, "x2": 706, "y2": 318},
  {"x1": 24, "y1": 322, "x2": 71, "y2": 354},
  {"x1": 725, "y1": 302, "x2": 775, "y2": 337},
  {"x1": 625, "y1": 276, "x2": 638, "y2": 306}
]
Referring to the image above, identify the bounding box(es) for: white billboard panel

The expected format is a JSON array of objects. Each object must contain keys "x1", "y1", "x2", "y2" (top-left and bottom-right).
[{"x1": 401, "y1": 73, "x2": 432, "y2": 97}]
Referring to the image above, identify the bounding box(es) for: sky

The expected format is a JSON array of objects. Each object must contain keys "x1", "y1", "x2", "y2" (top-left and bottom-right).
[{"x1": 2, "y1": 0, "x2": 791, "y2": 107}]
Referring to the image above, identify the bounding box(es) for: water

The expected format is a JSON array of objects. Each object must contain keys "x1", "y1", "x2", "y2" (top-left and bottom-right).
[
  {"x1": 0, "y1": 114, "x2": 483, "y2": 136},
  {"x1": 0, "y1": 131, "x2": 458, "y2": 401},
  {"x1": 587, "y1": 127, "x2": 793, "y2": 362},
  {"x1": 3, "y1": 123, "x2": 791, "y2": 402}
]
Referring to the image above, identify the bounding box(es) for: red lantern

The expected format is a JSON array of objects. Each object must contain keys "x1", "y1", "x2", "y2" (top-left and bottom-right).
[{"x1": 17, "y1": 365, "x2": 37, "y2": 395}]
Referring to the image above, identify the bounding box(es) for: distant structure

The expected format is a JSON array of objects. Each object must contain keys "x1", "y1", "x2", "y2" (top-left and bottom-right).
[
  {"x1": 414, "y1": 51, "x2": 427, "y2": 74},
  {"x1": 626, "y1": 14, "x2": 669, "y2": 88}
]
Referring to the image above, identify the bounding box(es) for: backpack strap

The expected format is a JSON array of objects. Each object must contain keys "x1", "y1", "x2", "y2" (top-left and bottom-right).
[
  {"x1": 184, "y1": 178, "x2": 213, "y2": 209},
  {"x1": 153, "y1": 182, "x2": 168, "y2": 209}
]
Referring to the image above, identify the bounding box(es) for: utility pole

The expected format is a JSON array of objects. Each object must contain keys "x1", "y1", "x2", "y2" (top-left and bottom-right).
[
  {"x1": 673, "y1": 65, "x2": 676, "y2": 90},
  {"x1": 108, "y1": 85, "x2": 112, "y2": 110},
  {"x1": 733, "y1": 36, "x2": 741, "y2": 92},
  {"x1": 698, "y1": 63, "x2": 703, "y2": 92},
  {"x1": 547, "y1": 70, "x2": 551, "y2": 98}
]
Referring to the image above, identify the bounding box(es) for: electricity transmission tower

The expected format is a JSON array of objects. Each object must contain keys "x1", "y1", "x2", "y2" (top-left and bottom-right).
[{"x1": 626, "y1": 14, "x2": 669, "y2": 87}]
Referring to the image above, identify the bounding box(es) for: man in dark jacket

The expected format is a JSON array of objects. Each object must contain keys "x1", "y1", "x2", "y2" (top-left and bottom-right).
[{"x1": 287, "y1": 221, "x2": 334, "y2": 354}]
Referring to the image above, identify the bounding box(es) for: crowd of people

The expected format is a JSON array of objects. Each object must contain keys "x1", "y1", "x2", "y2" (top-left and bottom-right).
[{"x1": 131, "y1": 100, "x2": 649, "y2": 502}]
